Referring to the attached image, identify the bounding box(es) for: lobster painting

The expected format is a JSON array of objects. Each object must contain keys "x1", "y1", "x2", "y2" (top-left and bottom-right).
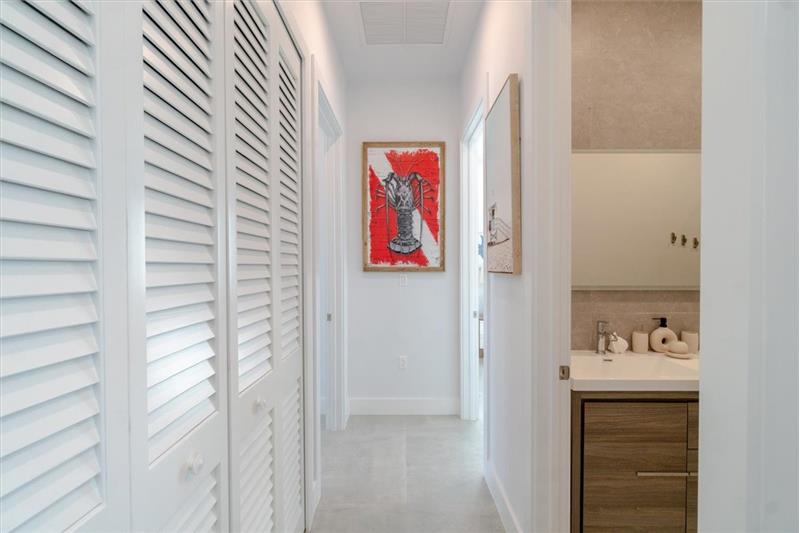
[
  {"x1": 375, "y1": 171, "x2": 431, "y2": 254},
  {"x1": 363, "y1": 143, "x2": 445, "y2": 271}
]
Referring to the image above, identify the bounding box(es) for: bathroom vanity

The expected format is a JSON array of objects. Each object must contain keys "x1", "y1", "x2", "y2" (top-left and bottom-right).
[{"x1": 570, "y1": 351, "x2": 699, "y2": 533}]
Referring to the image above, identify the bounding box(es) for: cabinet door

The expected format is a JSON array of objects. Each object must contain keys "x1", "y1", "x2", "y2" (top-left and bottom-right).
[
  {"x1": 582, "y1": 402, "x2": 688, "y2": 532},
  {"x1": 272, "y1": 18, "x2": 305, "y2": 533},
  {"x1": 225, "y1": 1, "x2": 278, "y2": 531},
  {"x1": 0, "y1": 1, "x2": 129, "y2": 530},
  {"x1": 129, "y1": 1, "x2": 230, "y2": 530},
  {"x1": 686, "y1": 450, "x2": 697, "y2": 533},
  {"x1": 686, "y1": 403, "x2": 698, "y2": 533},
  {"x1": 225, "y1": 2, "x2": 305, "y2": 532}
]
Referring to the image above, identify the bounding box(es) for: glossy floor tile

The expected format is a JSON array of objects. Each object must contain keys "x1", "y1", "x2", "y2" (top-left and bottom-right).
[{"x1": 311, "y1": 415, "x2": 504, "y2": 533}]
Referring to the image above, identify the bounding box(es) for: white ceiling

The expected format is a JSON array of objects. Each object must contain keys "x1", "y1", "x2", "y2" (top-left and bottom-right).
[{"x1": 322, "y1": 0, "x2": 485, "y2": 81}]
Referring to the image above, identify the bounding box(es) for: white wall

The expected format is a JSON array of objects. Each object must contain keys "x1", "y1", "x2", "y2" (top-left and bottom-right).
[
  {"x1": 700, "y1": 2, "x2": 798, "y2": 531},
  {"x1": 460, "y1": 5, "x2": 533, "y2": 528},
  {"x1": 460, "y1": 2, "x2": 572, "y2": 532},
  {"x1": 346, "y1": 79, "x2": 461, "y2": 415}
]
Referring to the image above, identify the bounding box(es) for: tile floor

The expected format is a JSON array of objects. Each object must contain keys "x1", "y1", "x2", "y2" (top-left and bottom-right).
[{"x1": 310, "y1": 415, "x2": 504, "y2": 533}]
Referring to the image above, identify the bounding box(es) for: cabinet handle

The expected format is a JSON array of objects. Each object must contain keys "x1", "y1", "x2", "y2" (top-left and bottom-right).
[
  {"x1": 637, "y1": 472, "x2": 690, "y2": 477},
  {"x1": 254, "y1": 396, "x2": 267, "y2": 412},
  {"x1": 186, "y1": 452, "x2": 204, "y2": 476}
]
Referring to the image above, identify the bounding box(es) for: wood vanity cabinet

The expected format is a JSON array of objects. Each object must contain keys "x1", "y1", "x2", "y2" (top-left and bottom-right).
[{"x1": 571, "y1": 392, "x2": 699, "y2": 533}]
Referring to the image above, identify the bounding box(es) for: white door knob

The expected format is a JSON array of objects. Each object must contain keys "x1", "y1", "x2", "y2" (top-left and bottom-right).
[
  {"x1": 255, "y1": 397, "x2": 267, "y2": 412},
  {"x1": 186, "y1": 452, "x2": 204, "y2": 476}
]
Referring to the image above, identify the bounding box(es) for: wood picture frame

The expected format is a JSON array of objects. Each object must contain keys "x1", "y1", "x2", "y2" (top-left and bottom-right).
[
  {"x1": 362, "y1": 141, "x2": 446, "y2": 272},
  {"x1": 485, "y1": 73, "x2": 522, "y2": 274}
]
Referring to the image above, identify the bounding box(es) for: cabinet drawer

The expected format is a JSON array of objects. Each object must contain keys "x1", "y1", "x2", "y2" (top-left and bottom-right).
[
  {"x1": 583, "y1": 402, "x2": 688, "y2": 532},
  {"x1": 687, "y1": 450, "x2": 698, "y2": 533}
]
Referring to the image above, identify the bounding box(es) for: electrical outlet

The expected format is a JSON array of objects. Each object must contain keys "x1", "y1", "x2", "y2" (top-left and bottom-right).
[
  {"x1": 400, "y1": 274, "x2": 408, "y2": 287},
  {"x1": 398, "y1": 356, "x2": 408, "y2": 369}
]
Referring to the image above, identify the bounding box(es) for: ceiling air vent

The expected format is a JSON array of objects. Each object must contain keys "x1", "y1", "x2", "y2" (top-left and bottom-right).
[{"x1": 360, "y1": 1, "x2": 450, "y2": 45}]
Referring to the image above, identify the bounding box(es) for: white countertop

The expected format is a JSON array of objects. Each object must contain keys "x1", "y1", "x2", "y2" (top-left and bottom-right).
[{"x1": 570, "y1": 350, "x2": 699, "y2": 391}]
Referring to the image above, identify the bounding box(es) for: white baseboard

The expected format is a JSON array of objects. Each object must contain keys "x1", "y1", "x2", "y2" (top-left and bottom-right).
[
  {"x1": 485, "y1": 459, "x2": 523, "y2": 533},
  {"x1": 348, "y1": 397, "x2": 459, "y2": 415}
]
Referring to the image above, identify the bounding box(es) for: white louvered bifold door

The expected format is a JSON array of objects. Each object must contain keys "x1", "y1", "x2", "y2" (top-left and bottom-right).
[
  {"x1": 225, "y1": 2, "x2": 303, "y2": 532},
  {"x1": 225, "y1": 1, "x2": 277, "y2": 532},
  {"x1": 0, "y1": 1, "x2": 128, "y2": 531},
  {"x1": 128, "y1": 1, "x2": 229, "y2": 531},
  {"x1": 272, "y1": 14, "x2": 305, "y2": 533}
]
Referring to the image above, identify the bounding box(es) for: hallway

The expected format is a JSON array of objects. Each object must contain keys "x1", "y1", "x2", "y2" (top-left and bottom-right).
[{"x1": 311, "y1": 417, "x2": 503, "y2": 533}]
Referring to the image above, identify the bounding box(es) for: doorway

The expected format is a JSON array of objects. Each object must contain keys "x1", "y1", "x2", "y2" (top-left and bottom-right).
[
  {"x1": 314, "y1": 85, "x2": 344, "y2": 433},
  {"x1": 461, "y1": 106, "x2": 486, "y2": 424},
  {"x1": 309, "y1": 83, "x2": 344, "y2": 522}
]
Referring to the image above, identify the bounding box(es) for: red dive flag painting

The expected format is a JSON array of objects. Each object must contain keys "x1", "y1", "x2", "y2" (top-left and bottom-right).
[{"x1": 362, "y1": 142, "x2": 445, "y2": 271}]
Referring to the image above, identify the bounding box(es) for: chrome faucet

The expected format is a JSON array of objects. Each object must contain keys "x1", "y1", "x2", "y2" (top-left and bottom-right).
[{"x1": 596, "y1": 320, "x2": 610, "y2": 355}]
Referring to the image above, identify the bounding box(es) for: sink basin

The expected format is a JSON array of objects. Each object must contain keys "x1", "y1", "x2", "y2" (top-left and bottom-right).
[{"x1": 570, "y1": 351, "x2": 699, "y2": 391}]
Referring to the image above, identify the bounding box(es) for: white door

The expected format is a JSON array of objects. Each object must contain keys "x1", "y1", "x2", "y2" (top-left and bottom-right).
[
  {"x1": 272, "y1": 14, "x2": 305, "y2": 533},
  {"x1": 226, "y1": 2, "x2": 304, "y2": 533},
  {"x1": 225, "y1": 1, "x2": 278, "y2": 531},
  {"x1": 128, "y1": 1, "x2": 230, "y2": 530},
  {"x1": 0, "y1": 1, "x2": 130, "y2": 531}
]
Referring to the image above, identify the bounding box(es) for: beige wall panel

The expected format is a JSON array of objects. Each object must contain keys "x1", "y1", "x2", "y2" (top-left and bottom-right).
[{"x1": 572, "y1": 1, "x2": 701, "y2": 149}]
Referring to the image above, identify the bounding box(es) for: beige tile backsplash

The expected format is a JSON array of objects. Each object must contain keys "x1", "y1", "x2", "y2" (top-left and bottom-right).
[{"x1": 572, "y1": 290, "x2": 699, "y2": 351}]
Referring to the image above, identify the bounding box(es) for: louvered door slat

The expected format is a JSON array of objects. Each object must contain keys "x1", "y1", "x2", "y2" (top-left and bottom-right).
[
  {"x1": 143, "y1": 1, "x2": 209, "y2": 77},
  {"x1": 231, "y1": 0, "x2": 272, "y2": 394},
  {"x1": 0, "y1": 419, "x2": 98, "y2": 498},
  {"x1": 0, "y1": 28, "x2": 94, "y2": 105},
  {"x1": 1, "y1": 65, "x2": 95, "y2": 137},
  {"x1": 276, "y1": 54, "x2": 301, "y2": 361},
  {"x1": 0, "y1": 4, "x2": 103, "y2": 529},
  {"x1": 186, "y1": 0, "x2": 211, "y2": 33},
  {"x1": 1, "y1": 449, "x2": 100, "y2": 532},
  {"x1": 26, "y1": 1, "x2": 95, "y2": 45},
  {"x1": 143, "y1": 14, "x2": 209, "y2": 95},
  {"x1": 280, "y1": 378, "x2": 303, "y2": 530},
  {"x1": 156, "y1": 0, "x2": 210, "y2": 59},
  {"x1": 240, "y1": 412, "x2": 276, "y2": 532},
  {"x1": 146, "y1": 159, "x2": 214, "y2": 206},
  {"x1": 0, "y1": 142, "x2": 95, "y2": 198},
  {"x1": 1, "y1": 105, "x2": 95, "y2": 168},
  {"x1": 162, "y1": 468, "x2": 219, "y2": 532},
  {"x1": 0, "y1": 325, "x2": 97, "y2": 378},
  {"x1": 0, "y1": 1, "x2": 94, "y2": 76},
  {"x1": 142, "y1": 0, "x2": 217, "y2": 465}
]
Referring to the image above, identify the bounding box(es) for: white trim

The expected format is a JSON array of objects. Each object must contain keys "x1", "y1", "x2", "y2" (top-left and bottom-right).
[
  {"x1": 316, "y1": 84, "x2": 346, "y2": 432},
  {"x1": 348, "y1": 397, "x2": 460, "y2": 416},
  {"x1": 700, "y1": 2, "x2": 798, "y2": 530},
  {"x1": 459, "y1": 103, "x2": 485, "y2": 422},
  {"x1": 528, "y1": 2, "x2": 572, "y2": 532},
  {"x1": 484, "y1": 460, "x2": 523, "y2": 533}
]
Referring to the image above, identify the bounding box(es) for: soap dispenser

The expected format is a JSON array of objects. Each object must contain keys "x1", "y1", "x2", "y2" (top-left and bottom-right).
[{"x1": 650, "y1": 317, "x2": 678, "y2": 353}]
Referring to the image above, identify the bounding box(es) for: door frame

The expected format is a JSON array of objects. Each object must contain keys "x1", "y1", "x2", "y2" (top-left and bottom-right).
[
  {"x1": 306, "y1": 74, "x2": 345, "y2": 521},
  {"x1": 459, "y1": 103, "x2": 486, "y2": 422},
  {"x1": 314, "y1": 85, "x2": 345, "y2": 433}
]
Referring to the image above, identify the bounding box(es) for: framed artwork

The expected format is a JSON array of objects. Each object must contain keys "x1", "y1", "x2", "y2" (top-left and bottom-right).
[
  {"x1": 485, "y1": 74, "x2": 521, "y2": 274},
  {"x1": 362, "y1": 141, "x2": 445, "y2": 271}
]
